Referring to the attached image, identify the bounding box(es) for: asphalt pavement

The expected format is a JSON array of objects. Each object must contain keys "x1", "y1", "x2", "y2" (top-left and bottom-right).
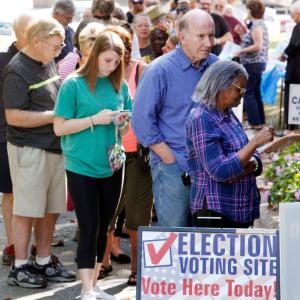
[{"x1": 0, "y1": 210, "x2": 136, "y2": 300}]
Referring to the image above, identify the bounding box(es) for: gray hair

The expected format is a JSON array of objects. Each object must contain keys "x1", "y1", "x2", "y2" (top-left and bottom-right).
[
  {"x1": 192, "y1": 60, "x2": 248, "y2": 109},
  {"x1": 290, "y1": 1, "x2": 300, "y2": 14},
  {"x1": 133, "y1": 13, "x2": 151, "y2": 26},
  {"x1": 53, "y1": 0, "x2": 75, "y2": 15},
  {"x1": 13, "y1": 12, "x2": 35, "y2": 34}
]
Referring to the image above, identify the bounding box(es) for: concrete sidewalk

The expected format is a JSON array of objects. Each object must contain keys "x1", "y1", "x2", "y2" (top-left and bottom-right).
[
  {"x1": 0, "y1": 211, "x2": 137, "y2": 300},
  {"x1": 0, "y1": 128, "x2": 281, "y2": 300}
]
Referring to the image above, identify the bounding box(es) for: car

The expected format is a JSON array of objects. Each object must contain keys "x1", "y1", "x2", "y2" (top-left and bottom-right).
[{"x1": 0, "y1": 20, "x2": 14, "y2": 52}]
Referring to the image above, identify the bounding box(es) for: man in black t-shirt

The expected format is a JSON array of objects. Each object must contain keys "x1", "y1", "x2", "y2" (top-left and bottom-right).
[
  {"x1": 198, "y1": 0, "x2": 233, "y2": 55},
  {"x1": 127, "y1": 0, "x2": 145, "y2": 24},
  {"x1": 0, "y1": 13, "x2": 34, "y2": 268},
  {"x1": 2, "y1": 18, "x2": 76, "y2": 289}
]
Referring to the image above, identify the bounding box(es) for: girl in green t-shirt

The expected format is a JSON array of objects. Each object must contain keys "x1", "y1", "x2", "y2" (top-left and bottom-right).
[{"x1": 54, "y1": 31, "x2": 132, "y2": 300}]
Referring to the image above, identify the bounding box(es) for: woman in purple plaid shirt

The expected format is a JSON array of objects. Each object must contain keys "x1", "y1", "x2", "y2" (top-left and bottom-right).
[{"x1": 186, "y1": 60, "x2": 274, "y2": 229}]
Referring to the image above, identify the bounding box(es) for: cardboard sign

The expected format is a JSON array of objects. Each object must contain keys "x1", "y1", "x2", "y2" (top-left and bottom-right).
[
  {"x1": 137, "y1": 227, "x2": 279, "y2": 300},
  {"x1": 288, "y1": 84, "x2": 300, "y2": 125}
]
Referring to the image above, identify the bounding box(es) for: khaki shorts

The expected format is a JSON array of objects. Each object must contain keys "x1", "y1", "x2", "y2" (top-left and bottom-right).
[{"x1": 7, "y1": 143, "x2": 66, "y2": 218}]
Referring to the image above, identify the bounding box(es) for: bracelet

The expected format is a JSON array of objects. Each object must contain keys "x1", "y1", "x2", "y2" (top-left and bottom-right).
[{"x1": 89, "y1": 116, "x2": 94, "y2": 133}]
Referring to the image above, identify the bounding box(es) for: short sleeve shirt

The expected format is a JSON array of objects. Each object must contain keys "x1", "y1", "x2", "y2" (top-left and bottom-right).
[
  {"x1": 211, "y1": 13, "x2": 230, "y2": 56},
  {"x1": 0, "y1": 43, "x2": 19, "y2": 143},
  {"x1": 2, "y1": 52, "x2": 61, "y2": 152},
  {"x1": 54, "y1": 75, "x2": 132, "y2": 178}
]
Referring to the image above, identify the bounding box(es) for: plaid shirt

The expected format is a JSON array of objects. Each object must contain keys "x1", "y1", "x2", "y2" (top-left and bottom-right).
[{"x1": 186, "y1": 103, "x2": 261, "y2": 223}]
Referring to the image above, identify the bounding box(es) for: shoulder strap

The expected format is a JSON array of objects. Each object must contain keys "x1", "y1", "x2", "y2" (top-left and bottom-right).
[{"x1": 134, "y1": 62, "x2": 140, "y2": 87}]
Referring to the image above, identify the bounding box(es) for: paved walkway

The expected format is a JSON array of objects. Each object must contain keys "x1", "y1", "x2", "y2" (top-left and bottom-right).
[
  {"x1": 0, "y1": 130, "x2": 281, "y2": 300},
  {"x1": 0, "y1": 211, "x2": 136, "y2": 300}
]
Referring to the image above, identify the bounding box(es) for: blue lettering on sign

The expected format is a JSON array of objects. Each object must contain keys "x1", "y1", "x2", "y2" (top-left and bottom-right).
[
  {"x1": 178, "y1": 233, "x2": 188, "y2": 255},
  {"x1": 201, "y1": 233, "x2": 211, "y2": 255},
  {"x1": 292, "y1": 96, "x2": 300, "y2": 104},
  {"x1": 213, "y1": 234, "x2": 225, "y2": 256},
  {"x1": 248, "y1": 235, "x2": 260, "y2": 257},
  {"x1": 243, "y1": 259, "x2": 277, "y2": 276},
  {"x1": 178, "y1": 256, "x2": 238, "y2": 275},
  {"x1": 177, "y1": 233, "x2": 278, "y2": 258},
  {"x1": 175, "y1": 232, "x2": 278, "y2": 277}
]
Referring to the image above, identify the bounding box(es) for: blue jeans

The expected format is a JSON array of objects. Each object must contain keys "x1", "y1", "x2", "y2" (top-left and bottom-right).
[
  {"x1": 151, "y1": 162, "x2": 191, "y2": 227},
  {"x1": 243, "y1": 63, "x2": 266, "y2": 126}
]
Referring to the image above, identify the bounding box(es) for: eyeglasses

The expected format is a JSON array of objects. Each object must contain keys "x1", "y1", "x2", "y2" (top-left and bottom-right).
[
  {"x1": 44, "y1": 40, "x2": 65, "y2": 51},
  {"x1": 232, "y1": 83, "x2": 247, "y2": 97},
  {"x1": 199, "y1": 2, "x2": 212, "y2": 6},
  {"x1": 94, "y1": 15, "x2": 111, "y2": 21}
]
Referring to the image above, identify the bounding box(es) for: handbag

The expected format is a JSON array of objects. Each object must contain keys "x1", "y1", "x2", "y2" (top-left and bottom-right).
[{"x1": 108, "y1": 126, "x2": 126, "y2": 172}]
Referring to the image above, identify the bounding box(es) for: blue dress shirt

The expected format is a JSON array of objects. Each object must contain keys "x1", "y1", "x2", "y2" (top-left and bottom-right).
[{"x1": 132, "y1": 46, "x2": 218, "y2": 172}]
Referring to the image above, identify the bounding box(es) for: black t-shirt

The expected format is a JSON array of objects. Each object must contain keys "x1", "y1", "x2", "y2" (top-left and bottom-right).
[
  {"x1": 140, "y1": 45, "x2": 153, "y2": 64},
  {"x1": 127, "y1": 11, "x2": 134, "y2": 24},
  {"x1": 211, "y1": 13, "x2": 230, "y2": 56},
  {"x1": 0, "y1": 43, "x2": 19, "y2": 143},
  {"x1": 2, "y1": 51, "x2": 61, "y2": 152}
]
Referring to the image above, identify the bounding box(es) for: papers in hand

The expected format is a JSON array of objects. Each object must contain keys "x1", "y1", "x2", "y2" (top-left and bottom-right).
[{"x1": 219, "y1": 41, "x2": 241, "y2": 60}]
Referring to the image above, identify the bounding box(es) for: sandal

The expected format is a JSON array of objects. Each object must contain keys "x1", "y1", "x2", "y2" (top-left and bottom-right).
[
  {"x1": 97, "y1": 265, "x2": 113, "y2": 280},
  {"x1": 127, "y1": 271, "x2": 137, "y2": 286},
  {"x1": 110, "y1": 253, "x2": 131, "y2": 264}
]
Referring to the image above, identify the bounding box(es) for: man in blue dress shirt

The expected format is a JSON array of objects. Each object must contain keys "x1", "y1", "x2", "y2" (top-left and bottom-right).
[{"x1": 132, "y1": 9, "x2": 218, "y2": 227}]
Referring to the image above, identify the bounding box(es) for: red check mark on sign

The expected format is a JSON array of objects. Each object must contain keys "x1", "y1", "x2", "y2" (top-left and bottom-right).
[{"x1": 147, "y1": 233, "x2": 178, "y2": 265}]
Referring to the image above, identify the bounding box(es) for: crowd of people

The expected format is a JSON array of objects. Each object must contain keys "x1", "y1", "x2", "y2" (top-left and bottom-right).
[{"x1": 0, "y1": 0, "x2": 299, "y2": 299}]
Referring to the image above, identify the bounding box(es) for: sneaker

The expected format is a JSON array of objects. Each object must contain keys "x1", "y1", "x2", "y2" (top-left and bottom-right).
[
  {"x1": 93, "y1": 284, "x2": 117, "y2": 300},
  {"x1": 81, "y1": 290, "x2": 97, "y2": 300},
  {"x1": 29, "y1": 245, "x2": 60, "y2": 265},
  {"x1": 33, "y1": 259, "x2": 77, "y2": 282},
  {"x1": 2, "y1": 244, "x2": 15, "y2": 266},
  {"x1": 7, "y1": 264, "x2": 47, "y2": 288}
]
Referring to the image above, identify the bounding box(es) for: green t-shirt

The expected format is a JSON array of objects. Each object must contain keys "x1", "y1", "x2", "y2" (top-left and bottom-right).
[{"x1": 54, "y1": 75, "x2": 132, "y2": 178}]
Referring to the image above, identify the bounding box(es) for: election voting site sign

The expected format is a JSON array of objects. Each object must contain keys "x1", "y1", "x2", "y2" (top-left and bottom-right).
[
  {"x1": 288, "y1": 84, "x2": 300, "y2": 125},
  {"x1": 137, "y1": 227, "x2": 279, "y2": 300}
]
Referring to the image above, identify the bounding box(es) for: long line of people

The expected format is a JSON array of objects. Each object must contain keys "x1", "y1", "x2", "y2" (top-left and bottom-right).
[{"x1": 0, "y1": 0, "x2": 299, "y2": 299}]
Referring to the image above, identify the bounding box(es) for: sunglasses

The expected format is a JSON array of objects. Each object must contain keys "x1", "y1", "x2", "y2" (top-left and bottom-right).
[
  {"x1": 232, "y1": 83, "x2": 247, "y2": 97},
  {"x1": 94, "y1": 15, "x2": 111, "y2": 21},
  {"x1": 176, "y1": 7, "x2": 189, "y2": 15}
]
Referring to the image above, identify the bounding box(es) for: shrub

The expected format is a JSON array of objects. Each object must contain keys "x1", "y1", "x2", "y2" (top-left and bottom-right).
[{"x1": 263, "y1": 142, "x2": 300, "y2": 205}]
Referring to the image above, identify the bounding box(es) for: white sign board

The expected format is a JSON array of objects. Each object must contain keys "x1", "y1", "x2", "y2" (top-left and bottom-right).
[
  {"x1": 288, "y1": 84, "x2": 300, "y2": 125},
  {"x1": 137, "y1": 227, "x2": 279, "y2": 300},
  {"x1": 279, "y1": 202, "x2": 300, "y2": 300}
]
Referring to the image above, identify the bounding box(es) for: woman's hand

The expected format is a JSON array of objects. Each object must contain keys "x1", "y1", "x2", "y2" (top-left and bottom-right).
[
  {"x1": 92, "y1": 109, "x2": 117, "y2": 125},
  {"x1": 278, "y1": 53, "x2": 287, "y2": 62},
  {"x1": 251, "y1": 126, "x2": 274, "y2": 148},
  {"x1": 238, "y1": 127, "x2": 274, "y2": 168},
  {"x1": 234, "y1": 24, "x2": 246, "y2": 38},
  {"x1": 115, "y1": 112, "x2": 130, "y2": 128},
  {"x1": 226, "y1": 159, "x2": 257, "y2": 183}
]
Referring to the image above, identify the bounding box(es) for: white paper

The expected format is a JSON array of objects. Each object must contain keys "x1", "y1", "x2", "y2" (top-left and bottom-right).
[{"x1": 218, "y1": 41, "x2": 241, "y2": 60}]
